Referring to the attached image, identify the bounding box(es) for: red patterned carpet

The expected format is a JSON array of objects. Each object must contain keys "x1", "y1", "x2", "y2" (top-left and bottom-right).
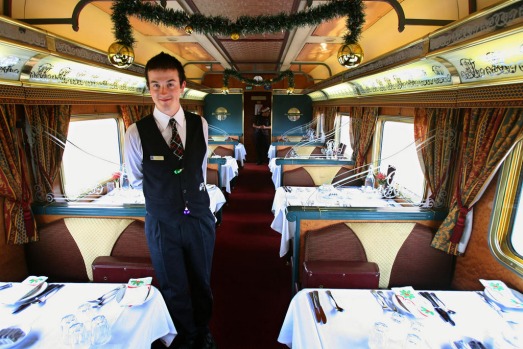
[{"x1": 209, "y1": 163, "x2": 292, "y2": 349}]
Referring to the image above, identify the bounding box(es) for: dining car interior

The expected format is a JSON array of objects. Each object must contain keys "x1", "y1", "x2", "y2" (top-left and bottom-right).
[{"x1": 1, "y1": 0, "x2": 523, "y2": 348}]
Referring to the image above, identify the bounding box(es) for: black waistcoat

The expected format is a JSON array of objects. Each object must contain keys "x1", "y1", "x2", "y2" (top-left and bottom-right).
[{"x1": 136, "y1": 112, "x2": 210, "y2": 221}]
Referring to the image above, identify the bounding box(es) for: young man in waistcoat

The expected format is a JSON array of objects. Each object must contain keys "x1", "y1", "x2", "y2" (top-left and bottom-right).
[{"x1": 124, "y1": 52, "x2": 217, "y2": 349}]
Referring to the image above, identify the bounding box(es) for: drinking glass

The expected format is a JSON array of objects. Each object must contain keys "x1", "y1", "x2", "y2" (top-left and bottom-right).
[
  {"x1": 405, "y1": 333, "x2": 423, "y2": 348},
  {"x1": 68, "y1": 322, "x2": 89, "y2": 348},
  {"x1": 60, "y1": 314, "x2": 77, "y2": 345},
  {"x1": 90, "y1": 315, "x2": 111, "y2": 345},
  {"x1": 368, "y1": 321, "x2": 389, "y2": 349},
  {"x1": 76, "y1": 302, "x2": 96, "y2": 324}
]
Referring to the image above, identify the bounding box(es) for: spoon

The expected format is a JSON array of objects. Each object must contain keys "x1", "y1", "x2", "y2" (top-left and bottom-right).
[{"x1": 326, "y1": 290, "x2": 344, "y2": 312}]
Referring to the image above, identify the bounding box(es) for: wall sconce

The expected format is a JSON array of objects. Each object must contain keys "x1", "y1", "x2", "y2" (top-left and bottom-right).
[
  {"x1": 285, "y1": 107, "x2": 302, "y2": 121},
  {"x1": 212, "y1": 107, "x2": 230, "y2": 121}
]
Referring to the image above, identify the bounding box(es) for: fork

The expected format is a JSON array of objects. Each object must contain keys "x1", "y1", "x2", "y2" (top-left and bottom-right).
[
  {"x1": 378, "y1": 290, "x2": 398, "y2": 312},
  {"x1": 88, "y1": 285, "x2": 124, "y2": 305},
  {"x1": 371, "y1": 290, "x2": 389, "y2": 310},
  {"x1": 326, "y1": 290, "x2": 344, "y2": 312}
]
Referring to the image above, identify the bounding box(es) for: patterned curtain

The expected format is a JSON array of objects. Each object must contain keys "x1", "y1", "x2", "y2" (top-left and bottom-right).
[
  {"x1": 432, "y1": 108, "x2": 523, "y2": 255},
  {"x1": 24, "y1": 105, "x2": 71, "y2": 204},
  {"x1": 349, "y1": 107, "x2": 378, "y2": 170},
  {"x1": 324, "y1": 106, "x2": 338, "y2": 139},
  {"x1": 0, "y1": 105, "x2": 37, "y2": 244},
  {"x1": 414, "y1": 108, "x2": 460, "y2": 209},
  {"x1": 119, "y1": 105, "x2": 153, "y2": 129}
]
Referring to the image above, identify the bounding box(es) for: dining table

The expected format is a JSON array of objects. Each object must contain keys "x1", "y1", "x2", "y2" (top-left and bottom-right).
[
  {"x1": 0, "y1": 282, "x2": 176, "y2": 348},
  {"x1": 271, "y1": 186, "x2": 400, "y2": 257},
  {"x1": 278, "y1": 288, "x2": 523, "y2": 349},
  {"x1": 235, "y1": 143, "x2": 247, "y2": 166},
  {"x1": 210, "y1": 155, "x2": 239, "y2": 194},
  {"x1": 95, "y1": 184, "x2": 226, "y2": 217}
]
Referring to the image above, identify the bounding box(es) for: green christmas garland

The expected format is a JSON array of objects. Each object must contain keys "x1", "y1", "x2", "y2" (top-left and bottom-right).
[
  {"x1": 111, "y1": 0, "x2": 365, "y2": 47},
  {"x1": 223, "y1": 69, "x2": 295, "y2": 88}
]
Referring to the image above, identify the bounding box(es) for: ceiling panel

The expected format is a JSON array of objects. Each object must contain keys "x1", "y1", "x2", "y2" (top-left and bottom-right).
[
  {"x1": 160, "y1": 42, "x2": 216, "y2": 61},
  {"x1": 221, "y1": 41, "x2": 283, "y2": 62},
  {"x1": 295, "y1": 43, "x2": 342, "y2": 62}
]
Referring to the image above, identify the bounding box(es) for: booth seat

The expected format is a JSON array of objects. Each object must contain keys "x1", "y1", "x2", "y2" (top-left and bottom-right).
[
  {"x1": 299, "y1": 222, "x2": 454, "y2": 290},
  {"x1": 283, "y1": 166, "x2": 364, "y2": 187},
  {"x1": 25, "y1": 218, "x2": 156, "y2": 284}
]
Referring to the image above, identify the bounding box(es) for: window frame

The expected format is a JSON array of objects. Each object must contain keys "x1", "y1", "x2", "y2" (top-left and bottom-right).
[
  {"x1": 489, "y1": 139, "x2": 523, "y2": 277},
  {"x1": 371, "y1": 115, "x2": 427, "y2": 203},
  {"x1": 60, "y1": 114, "x2": 125, "y2": 201}
]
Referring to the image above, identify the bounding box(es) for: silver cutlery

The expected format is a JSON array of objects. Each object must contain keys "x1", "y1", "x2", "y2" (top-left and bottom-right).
[
  {"x1": 0, "y1": 283, "x2": 12, "y2": 291},
  {"x1": 313, "y1": 291, "x2": 327, "y2": 324},
  {"x1": 326, "y1": 290, "x2": 344, "y2": 312},
  {"x1": 12, "y1": 284, "x2": 64, "y2": 314},
  {"x1": 420, "y1": 292, "x2": 455, "y2": 326},
  {"x1": 88, "y1": 285, "x2": 124, "y2": 305},
  {"x1": 308, "y1": 292, "x2": 321, "y2": 323},
  {"x1": 370, "y1": 290, "x2": 389, "y2": 311},
  {"x1": 430, "y1": 292, "x2": 456, "y2": 314},
  {"x1": 475, "y1": 290, "x2": 508, "y2": 320},
  {"x1": 377, "y1": 290, "x2": 398, "y2": 312}
]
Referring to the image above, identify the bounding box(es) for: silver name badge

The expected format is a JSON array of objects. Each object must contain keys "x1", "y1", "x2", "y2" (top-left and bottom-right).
[{"x1": 150, "y1": 155, "x2": 164, "y2": 160}]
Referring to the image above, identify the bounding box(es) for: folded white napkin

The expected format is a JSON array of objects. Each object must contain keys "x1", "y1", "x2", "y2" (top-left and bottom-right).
[
  {"x1": 480, "y1": 279, "x2": 523, "y2": 309},
  {"x1": 0, "y1": 276, "x2": 47, "y2": 304},
  {"x1": 118, "y1": 277, "x2": 153, "y2": 306},
  {"x1": 391, "y1": 286, "x2": 436, "y2": 318}
]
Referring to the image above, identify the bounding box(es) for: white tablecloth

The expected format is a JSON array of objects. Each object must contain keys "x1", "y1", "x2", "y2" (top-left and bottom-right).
[
  {"x1": 268, "y1": 145, "x2": 276, "y2": 160},
  {"x1": 218, "y1": 156, "x2": 239, "y2": 193},
  {"x1": 269, "y1": 158, "x2": 281, "y2": 189},
  {"x1": 271, "y1": 186, "x2": 400, "y2": 257},
  {"x1": 235, "y1": 143, "x2": 247, "y2": 166},
  {"x1": 278, "y1": 288, "x2": 523, "y2": 349},
  {"x1": 0, "y1": 283, "x2": 176, "y2": 348},
  {"x1": 96, "y1": 185, "x2": 226, "y2": 214}
]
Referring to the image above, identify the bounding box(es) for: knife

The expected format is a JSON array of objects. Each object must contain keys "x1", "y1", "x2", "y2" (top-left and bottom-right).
[
  {"x1": 12, "y1": 284, "x2": 64, "y2": 314},
  {"x1": 420, "y1": 292, "x2": 455, "y2": 326},
  {"x1": 308, "y1": 292, "x2": 321, "y2": 323},
  {"x1": 313, "y1": 291, "x2": 327, "y2": 324}
]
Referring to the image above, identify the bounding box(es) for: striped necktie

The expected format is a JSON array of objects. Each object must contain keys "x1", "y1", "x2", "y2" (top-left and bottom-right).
[{"x1": 168, "y1": 118, "x2": 184, "y2": 160}]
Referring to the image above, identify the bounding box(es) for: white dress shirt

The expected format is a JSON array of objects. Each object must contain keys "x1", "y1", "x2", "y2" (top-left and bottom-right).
[{"x1": 124, "y1": 107, "x2": 209, "y2": 189}]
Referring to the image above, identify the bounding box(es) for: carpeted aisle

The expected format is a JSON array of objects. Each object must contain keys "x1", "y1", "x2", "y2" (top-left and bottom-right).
[{"x1": 210, "y1": 163, "x2": 292, "y2": 349}]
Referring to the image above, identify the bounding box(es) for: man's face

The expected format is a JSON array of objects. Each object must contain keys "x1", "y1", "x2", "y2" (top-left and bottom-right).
[{"x1": 147, "y1": 69, "x2": 186, "y2": 116}]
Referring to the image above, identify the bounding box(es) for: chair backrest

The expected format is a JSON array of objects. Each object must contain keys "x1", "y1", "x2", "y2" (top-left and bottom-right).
[
  {"x1": 333, "y1": 167, "x2": 364, "y2": 187},
  {"x1": 283, "y1": 167, "x2": 315, "y2": 187},
  {"x1": 277, "y1": 147, "x2": 292, "y2": 158},
  {"x1": 206, "y1": 167, "x2": 220, "y2": 186},
  {"x1": 388, "y1": 223, "x2": 454, "y2": 289},
  {"x1": 212, "y1": 145, "x2": 234, "y2": 157},
  {"x1": 303, "y1": 222, "x2": 367, "y2": 262}
]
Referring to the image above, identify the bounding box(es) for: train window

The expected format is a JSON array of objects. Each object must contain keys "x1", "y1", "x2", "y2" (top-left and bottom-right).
[
  {"x1": 334, "y1": 114, "x2": 353, "y2": 158},
  {"x1": 489, "y1": 140, "x2": 523, "y2": 276},
  {"x1": 61, "y1": 116, "x2": 123, "y2": 200},
  {"x1": 373, "y1": 116, "x2": 425, "y2": 203}
]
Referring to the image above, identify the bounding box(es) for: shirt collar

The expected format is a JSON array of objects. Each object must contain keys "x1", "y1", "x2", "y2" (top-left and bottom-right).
[{"x1": 153, "y1": 106, "x2": 185, "y2": 130}]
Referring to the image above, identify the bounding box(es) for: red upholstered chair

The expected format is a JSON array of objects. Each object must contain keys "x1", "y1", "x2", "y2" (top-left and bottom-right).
[
  {"x1": 388, "y1": 223, "x2": 454, "y2": 290},
  {"x1": 25, "y1": 219, "x2": 89, "y2": 282},
  {"x1": 333, "y1": 167, "x2": 364, "y2": 187},
  {"x1": 212, "y1": 146, "x2": 234, "y2": 157},
  {"x1": 277, "y1": 147, "x2": 292, "y2": 158},
  {"x1": 283, "y1": 167, "x2": 315, "y2": 187},
  {"x1": 301, "y1": 223, "x2": 380, "y2": 289}
]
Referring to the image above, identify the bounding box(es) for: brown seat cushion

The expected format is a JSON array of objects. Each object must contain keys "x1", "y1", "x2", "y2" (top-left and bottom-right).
[
  {"x1": 334, "y1": 167, "x2": 364, "y2": 187},
  {"x1": 283, "y1": 167, "x2": 315, "y2": 187},
  {"x1": 388, "y1": 223, "x2": 454, "y2": 289},
  {"x1": 304, "y1": 222, "x2": 367, "y2": 262},
  {"x1": 25, "y1": 219, "x2": 89, "y2": 282}
]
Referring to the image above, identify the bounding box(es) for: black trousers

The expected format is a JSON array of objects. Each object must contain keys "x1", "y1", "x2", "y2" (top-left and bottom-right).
[
  {"x1": 255, "y1": 130, "x2": 269, "y2": 163},
  {"x1": 145, "y1": 211, "x2": 216, "y2": 340}
]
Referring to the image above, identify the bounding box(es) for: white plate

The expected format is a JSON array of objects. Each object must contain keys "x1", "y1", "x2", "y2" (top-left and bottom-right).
[
  {"x1": 0, "y1": 283, "x2": 48, "y2": 305},
  {"x1": 117, "y1": 286, "x2": 154, "y2": 307},
  {"x1": 0, "y1": 324, "x2": 31, "y2": 349},
  {"x1": 484, "y1": 287, "x2": 523, "y2": 311}
]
